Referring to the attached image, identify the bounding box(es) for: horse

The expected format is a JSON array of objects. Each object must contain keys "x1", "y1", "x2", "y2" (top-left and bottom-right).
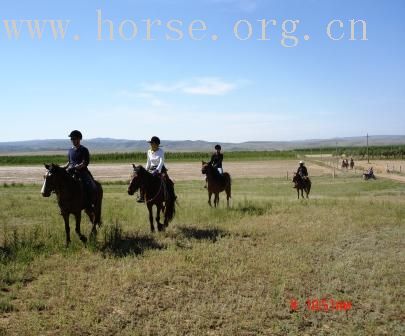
[
  {"x1": 341, "y1": 160, "x2": 349, "y2": 169},
  {"x1": 201, "y1": 161, "x2": 231, "y2": 208},
  {"x1": 41, "y1": 164, "x2": 103, "y2": 246},
  {"x1": 127, "y1": 165, "x2": 176, "y2": 232},
  {"x1": 292, "y1": 173, "x2": 311, "y2": 199}
]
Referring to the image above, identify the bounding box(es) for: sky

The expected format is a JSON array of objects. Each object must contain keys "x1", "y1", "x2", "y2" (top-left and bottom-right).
[{"x1": 0, "y1": 0, "x2": 404, "y2": 142}]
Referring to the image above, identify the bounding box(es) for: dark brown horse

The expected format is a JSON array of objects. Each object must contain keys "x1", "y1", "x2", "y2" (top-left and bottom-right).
[
  {"x1": 41, "y1": 164, "x2": 103, "y2": 246},
  {"x1": 292, "y1": 173, "x2": 311, "y2": 199},
  {"x1": 127, "y1": 165, "x2": 176, "y2": 232},
  {"x1": 201, "y1": 161, "x2": 231, "y2": 207},
  {"x1": 341, "y1": 159, "x2": 349, "y2": 169}
]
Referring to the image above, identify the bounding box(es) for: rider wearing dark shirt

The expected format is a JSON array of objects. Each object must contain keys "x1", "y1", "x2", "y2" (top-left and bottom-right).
[
  {"x1": 65, "y1": 130, "x2": 96, "y2": 209},
  {"x1": 209, "y1": 144, "x2": 223, "y2": 171},
  {"x1": 68, "y1": 145, "x2": 90, "y2": 171},
  {"x1": 297, "y1": 161, "x2": 308, "y2": 178}
]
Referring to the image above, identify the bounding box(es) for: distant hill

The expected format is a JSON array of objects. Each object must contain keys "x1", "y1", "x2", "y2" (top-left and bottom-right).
[{"x1": 0, "y1": 135, "x2": 404, "y2": 155}]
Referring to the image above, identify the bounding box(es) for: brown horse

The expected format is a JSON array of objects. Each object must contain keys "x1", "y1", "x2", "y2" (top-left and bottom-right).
[
  {"x1": 201, "y1": 161, "x2": 231, "y2": 207},
  {"x1": 127, "y1": 165, "x2": 176, "y2": 232},
  {"x1": 292, "y1": 173, "x2": 311, "y2": 199},
  {"x1": 41, "y1": 164, "x2": 103, "y2": 246},
  {"x1": 341, "y1": 159, "x2": 349, "y2": 169}
]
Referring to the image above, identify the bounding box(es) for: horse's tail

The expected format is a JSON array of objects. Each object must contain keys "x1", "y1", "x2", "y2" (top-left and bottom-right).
[
  {"x1": 95, "y1": 181, "x2": 103, "y2": 226},
  {"x1": 224, "y1": 173, "x2": 232, "y2": 198},
  {"x1": 164, "y1": 195, "x2": 176, "y2": 224},
  {"x1": 306, "y1": 178, "x2": 311, "y2": 195}
]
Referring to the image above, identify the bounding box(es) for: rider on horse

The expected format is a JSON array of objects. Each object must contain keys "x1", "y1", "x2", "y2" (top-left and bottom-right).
[
  {"x1": 137, "y1": 136, "x2": 176, "y2": 203},
  {"x1": 63, "y1": 130, "x2": 97, "y2": 211},
  {"x1": 204, "y1": 144, "x2": 223, "y2": 188},
  {"x1": 297, "y1": 160, "x2": 309, "y2": 179},
  {"x1": 210, "y1": 144, "x2": 224, "y2": 174}
]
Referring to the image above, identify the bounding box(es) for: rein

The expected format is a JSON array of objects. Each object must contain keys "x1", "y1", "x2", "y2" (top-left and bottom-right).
[{"x1": 145, "y1": 177, "x2": 165, "y2": 204}]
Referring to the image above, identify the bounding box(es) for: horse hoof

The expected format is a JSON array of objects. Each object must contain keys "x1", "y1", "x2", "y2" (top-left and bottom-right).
[{"x1": 80, "y1": 236, "x2": 88, "y2": 244}]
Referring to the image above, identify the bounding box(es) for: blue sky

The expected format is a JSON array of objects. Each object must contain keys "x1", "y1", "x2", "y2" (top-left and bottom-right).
[{"x1": 0, "y1": 0, "x2": 404, "y2": 142}]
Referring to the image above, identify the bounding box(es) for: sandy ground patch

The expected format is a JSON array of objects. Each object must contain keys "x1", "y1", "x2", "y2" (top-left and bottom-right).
[{"x1": 0, "y1": 160, "x2": 331, "y2": 184}]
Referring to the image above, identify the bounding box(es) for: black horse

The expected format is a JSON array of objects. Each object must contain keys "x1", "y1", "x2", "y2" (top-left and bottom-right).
[
  {"x1": 127, "y1": 165, "x2": 176, "y2": 232},
  {"x1": 201, "y1": 161, "x2": 231, "y2": 208},
  {"x1": 292, "y1": 173, "x2": 311, "y2": 199},
  {"x1": 41, "y1": 164, "x2": 103, "y2": 246}
]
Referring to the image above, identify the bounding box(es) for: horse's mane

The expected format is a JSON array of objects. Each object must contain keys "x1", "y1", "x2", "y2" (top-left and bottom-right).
[{"x1": 134, "y1": 165, "x2": 148, "y2": 175}]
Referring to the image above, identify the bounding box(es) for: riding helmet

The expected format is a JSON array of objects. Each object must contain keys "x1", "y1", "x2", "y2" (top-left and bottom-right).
[
  {"x1": 148, "y1": 136, "x2": 161, "y2": 145},
  {"x1": 69, "y1": 130, "x2": 83, "y2": 140},
  {"x1": 215, "y1": 144, "x2": 221, "y2": 150},
  {"x1": 299, "y1": 160, "x2": 304, "y2": 164}
]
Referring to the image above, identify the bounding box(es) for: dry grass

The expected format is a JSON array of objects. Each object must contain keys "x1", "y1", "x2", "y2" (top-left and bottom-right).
[{"x1": 0, "y1": 176, "x2": 404, "y2": 335}]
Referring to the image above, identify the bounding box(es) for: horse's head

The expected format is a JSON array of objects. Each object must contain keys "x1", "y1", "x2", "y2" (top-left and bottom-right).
[
  {"x1": 292, "y1": 173, "x2": 301, "y2": 187},
  {"x1": 128, "y1": 164, "x2": 146, "y2": 195},
  {"x1": 41, "y1": 163, "x2": 63, "y2": 197},
  {"x1": 201, "y1": 161, "x2": 211, "y2": 175}
]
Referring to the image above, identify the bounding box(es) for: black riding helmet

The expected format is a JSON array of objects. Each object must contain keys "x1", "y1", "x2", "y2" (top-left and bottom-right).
[
  {"x1": 148, "y1": 136, "x2": 161, "y2": 145},
  {"x1": 215, "y1": 144, "x2": 221, "y2": 150},
  {"x1": 69, "y1": 130, "x2": 83, "y2": 140}
]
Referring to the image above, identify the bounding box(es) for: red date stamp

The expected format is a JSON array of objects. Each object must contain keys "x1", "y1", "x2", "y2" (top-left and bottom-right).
[{"x1": 290, "y1": 298, "x2": 352, "y2": 312}]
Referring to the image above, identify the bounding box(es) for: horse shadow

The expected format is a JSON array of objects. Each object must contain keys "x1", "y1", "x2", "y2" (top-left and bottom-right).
[
  {"x1": 178, "y1": 227, "x2": 229, "y2": 243},
  {"x1": 231, "y1": 202, "x2": 272, "y2": 216},
  {"x1": 100, "y1": 234, "x2": 165, "y2": 257}
]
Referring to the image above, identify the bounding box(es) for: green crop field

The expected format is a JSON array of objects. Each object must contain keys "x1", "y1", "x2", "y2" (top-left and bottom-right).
[
  {"x1": 0, "y1": 175, "x2": 404, "y2": 335},
  {"x1": 0, "y1": 151, "x2": 297, "y2": 166}
]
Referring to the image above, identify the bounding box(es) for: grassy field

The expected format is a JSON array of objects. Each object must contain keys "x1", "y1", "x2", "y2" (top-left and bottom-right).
[{"x1": 0, "y1": 175, "x2": 404, "y2": 335}]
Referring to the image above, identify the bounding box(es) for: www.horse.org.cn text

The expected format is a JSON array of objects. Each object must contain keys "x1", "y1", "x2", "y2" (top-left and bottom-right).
[{"x1": 1, "y1": 9, "x2": 368, "y2": 48}]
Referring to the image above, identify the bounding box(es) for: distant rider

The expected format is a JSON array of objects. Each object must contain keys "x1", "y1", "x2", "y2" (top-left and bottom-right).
[
  {"x1": 296, "y1": 160, "x2": 309, "y2": 179},
  {"x1": 209, "y1": 144, "x2": 224, "y2": 174},
  {"x1": 204, "y1": 144, "x2": 224, "y2": 188}
]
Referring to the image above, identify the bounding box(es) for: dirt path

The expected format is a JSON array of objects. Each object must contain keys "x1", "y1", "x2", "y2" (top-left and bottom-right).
[
  {"x1": 0, "y1": 160, "x2": 331, "y2": 184},
  {"x1": 307, "y1": 158, "x2": 405, "y2": 184}
]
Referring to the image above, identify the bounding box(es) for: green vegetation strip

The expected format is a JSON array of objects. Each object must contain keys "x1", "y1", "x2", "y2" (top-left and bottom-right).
[{"x1": 0, "y1": 151, "x2": 297, "y2": 165}]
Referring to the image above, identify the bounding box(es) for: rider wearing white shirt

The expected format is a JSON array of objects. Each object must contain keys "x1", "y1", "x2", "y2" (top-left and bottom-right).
[
  {"x1": 146, "y1": 147, "x2": 165, "y2": 174},
  {"x1": 137, "y1": 136, "x2": 175, "y2": 203}
]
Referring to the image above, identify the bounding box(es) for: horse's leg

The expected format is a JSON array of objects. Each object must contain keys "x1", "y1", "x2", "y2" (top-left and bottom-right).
[
  {"x1": 208, "y1": 191, "x2": 213, "y2": 207},
  {"x1": 147, "y1": 203, "x2": 155, "y2": 232},
  {"x1": 62, "y1": 213, "x2": 71, "y2": 247},
  {"x1": 85, "y1": 208, "x2": 97, "y2": 239},
  {"x1": 214, "y1": 193, "x2": 219, "y2": 208},
  {"x1": 74, "y1": 212, "x2": 87, "y2": 244},
  {"x1": 156, "y1": 204, "x2": 164, "y2": 232},
  {"x1": 297, "y1": 189, "x2": 299, "y2": 199}
]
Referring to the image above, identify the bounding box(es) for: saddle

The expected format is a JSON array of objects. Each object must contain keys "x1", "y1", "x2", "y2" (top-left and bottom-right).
[{"x1": 67, "y1": 169, "x2": 96, "y2": 209}]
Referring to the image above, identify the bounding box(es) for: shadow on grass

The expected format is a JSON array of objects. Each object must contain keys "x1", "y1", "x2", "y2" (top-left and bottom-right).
[
  {"x1": 100, "y1": 223, "x2": 166, "y2": 257},
  {"x1": 231, "y1": 202, "x2": 272, "y2": 216},
  {"x1": 178, "y1": 227, "x2": 229, "y2": 243},
  {"x1": 0, "y1": 247, "x2": 11, "y2": 260}
]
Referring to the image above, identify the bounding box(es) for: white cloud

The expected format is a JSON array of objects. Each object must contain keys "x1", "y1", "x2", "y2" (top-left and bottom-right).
[
  {"x1": 117, "y1": 90, "x2": 170, "y2": 108},
  {"x1": 141, "y1": 77, "x2": 240, "y2": 96}
]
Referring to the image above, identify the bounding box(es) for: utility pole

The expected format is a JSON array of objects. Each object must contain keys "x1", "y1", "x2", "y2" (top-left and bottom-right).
[
  {"x1": 367, "y1": 133, "x2": 369, "y2": 163},
  {"x1": 336, "y1": 141, "x2": 338, "y2": 168}
]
